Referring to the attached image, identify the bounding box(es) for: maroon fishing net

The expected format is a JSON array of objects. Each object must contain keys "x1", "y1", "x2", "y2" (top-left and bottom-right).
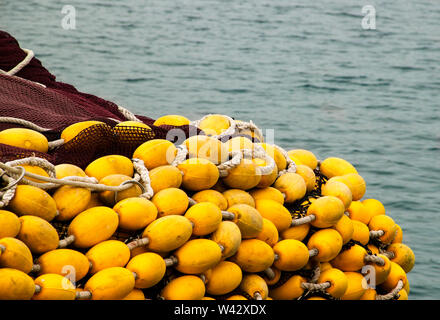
[{"x1": 0, "y1": 30, "x2": 198, "y2": 168}]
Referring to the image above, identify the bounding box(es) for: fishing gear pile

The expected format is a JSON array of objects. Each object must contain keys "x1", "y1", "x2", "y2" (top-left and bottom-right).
[{"x1": 0, "y1": 31, "x2": 414, "y2": 300}]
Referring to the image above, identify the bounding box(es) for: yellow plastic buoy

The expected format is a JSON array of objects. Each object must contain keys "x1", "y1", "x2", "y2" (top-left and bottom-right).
[
  {"x1": 198, "y1": 115, "x2": 231, "y2": 136},
  {"x1": 53, "y1": 186, "x2": 92, "y2": 221},
  {"x1": 0, "y1": 210, "x2": 21, "y2": 238},
  {"x1": 258, "y1": 143, "x2": 287, "y2": 172},
  {"x1": 205, "y1": 261, "x2": 242, "y2": 296},
  {"x1": 226, "y1": 295, "x2": 248, "y2": 300},
  {"x1": 231, "y1": 239, "x2": 275, "y2": 272},
  {"x1": 319, "y1": 157, "x2": 357, "y2": 178},
  {"x1": 386, "y1": 243, "x2": 415, "y2": 273},
  {"x1": 306, "y1": 196, "x2": 345, "y2": 228},
  {"x1": 122, "y1": 289, "x2": 146, "y2": 300},
  {"x1": 295, "y1": 164, "x2": 316, "y2": 192},
  {"x1": 346, "y1": 200, "x2": 370, "y2": 225},
  {"x1": 8, "y1": 185, "x2": 58, "y2": 221},
  {"x1": 330, "y1": 173, "x2": 366, "y2": 201},
  {"x1": 61, "y1": 121, "x2": 107, "y2": 143},
  {"x1": 84, "y1": 267, "x2": 135, "y2": 300},
  {"x1": 318, "y1": 268, "x2": 348, "y2": 299},
  {"x1": 223, "y1": 189, "x2": 256, "y2": 208},
  {"x1": 184, "y1": 135, "x2": 228, "y2": 164},
  {"x1": 240, "y1": 274, "x2": 269, "y2": 300},
  {"x1": 331, "y1": 244, "x2": 368, "y2": 272},
  {"x1": 225, "y1": 136, "x2": 255, "y2": 153},
  {"x1": 287, "y1": 149, "x2": 318, "y2": 170},
  {"x1": 184, "y1": 202, "x2": 222, "y2": 236},
  {"x1": 86, "y1": 240, "x2": 131, "y2": 274},
  {"x1": 321, "y1": 179, "x2": 352, "y2": 209},
  {"x1": 280, "y1": 223, "x2": 310, "y2": 242},
  {"x1": 392, "y1": 225, "x2": 403, "y2": 244},
  {"x1": 361, "y1": 198, "x2": 386, "y2": 218},
  {"x1": 368, "y1": 215, "x2": 398, "y2": 245},
  {"x1": 307, "y1": 229, "x2": 343, "y2": 262},
  {"x1": 153, "y1": 115, "x2": 190, "y2": 126},
  {"x1": 133, "y1": 139, "x2": 177, "y2": 170},
  {"x1": 149, "y1": 165, "x2": 183, "y2": 193},
  {"x1": 210, "y1": 221, "x2": 242, "y2": 259},
  {"x1": 340, "y1": 272, "x2": 367, "y2": 300},
  {"x1": 222, "y1": 159, "x2": 262, "y2": 190},
  {"x1": 332, "y1": 214, "x2": 354, "y2": 244},
  {"x1": 0, "y1": 128, "x2": 49, "y2": 152},
  {"x1": 351, "y1": 220, "x2": 370, "y2": 245},
  {"x1": 0, "y1": 237, "x2": 33, "y2": 273},
  {"x1": 255, "y1": 199, "x2": 292, "y2": 232},
  {"x1": 55, "y1": 163, "x2": 87, "y2": 179},
  {"x1": 273, "y1": 239, "x2": 309, "y2": 271},
  {"x1": 37, "y1": 249, "x2": 90, "y2": 281},
  {"x1": 360, "y1": 288, "x2": 377, "y2": 300},
  {"x1": 85, "y1": 155, "x2": 134, "y2": 181},
  {"x1": 192, "y1": 189, "x2": 228, "y2": 211},
  {"x1": 269, "y1": 274, "x2": 306, "y2": 300},
  {"x1": 17, "y1": 215, "x2": 59, "y2": 254},
  {"x1": 161, "y1": 275, "x2": 205, "y2": 300},
  {"x1": 99, "y1": 174, "x2": 142, "y2": 206},
  {"x1": 256, "y1": 218, "x2": 279, "y2": 247},
  {"x1": 178, "y1": 158, "x2": 220, "y2": 191},
  {"x1": 0, "y1": 268, "x2": 36, "y2": 300},
  {"x1": 113, "y1": 197, "x2": 158, "y2": 230},
  {"x1": 66, "y1": 206, "x2": 119, "y2": 248},
  {"x1": 174, "y1": 239, "x2": 222, "y2": 274},
  {"x1": 115, "y1": 121, "x2": 151, "y2": 130},
  {"x1": 228, "y1": 204, "x2": 263, "y2": 239},
  {"x1": 152, "y1": 187, "x2": 189, "y2": 217},
  {"x1": 273, "y1": 172, "x2": 307, "y2": 203},
  {"x1": 33, "y1": 274, "x2": 76, "y2": 300},
  {"x1": 249, "y1": 187, "x2": 285, "y2": 205},
  {"x1": 142, "y1": 215, "x2": 193, "y2": 252},
  {"x1": 380, "y1": 262, "x2": 407, "y2": 292},
  {"x1": 126, "y1": 252, "x2": 166, "y2": 289},
  {"x1": 368, "y1": 254, "x2": 391, "y2": 285},
  {"x1": 253, "y1": 158, "x2": 278, "y2": 188}
]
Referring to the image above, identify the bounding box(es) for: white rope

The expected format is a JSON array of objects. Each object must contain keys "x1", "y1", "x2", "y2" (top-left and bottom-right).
[
  {"x1": 0, "y1": 117, "x2": 52, "y2": 132},
  {"x1": 235, "y1": 119, "x2": 264, "y2": 142},
  {"x1": 117, "y1": 105, "x2": 141, "y2": 122},
  {"x1": 6, "y1": 157, "x2": 56, "y2": 178},
  {"x1": 376, "y1": 280, "x2": 404, "y2": 300},
  {"x1": 48, "y1": 139, "x2": 65, "y2": 149},
  {"x1": 301, "y1": 281, "x2": 331, "y2": 292},
  {"x1": 364, "y1": 254, "x2": 385, "y2": 266},
  {"x1": 171, "y1": 144, "x2": 188, "y2": 167},
  {"x1": 217, "y1": 150, "x2": 243, "y2": 177},
  {"x1": 291, "y1": 214, "x2": 316, "y2": 227},
  {"x1": 274, "y1": 144, "x2": 297, "y2": 176},
  {"x1": 0, "y1": 166, "x2": 25, "y2": 208},
  {"x1": 132, "y1": 158, "x2": 154, "y2": 199},
  {"x1": 191, "y1": 114, "x2": 237, "y2": 140},
  {"x1": 0, "y1": 48, "x2": 34, "y2": 76},
  {"x1": 0, "y1": 161, "x2": 137, "y2": 192},
  {"x1": 216, "y1": 146, "x2": 276, "y2": 178}
]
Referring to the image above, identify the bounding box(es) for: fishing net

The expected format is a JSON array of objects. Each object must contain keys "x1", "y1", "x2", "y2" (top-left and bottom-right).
[{"x1": 0, "y1": 30, "x2": 199, "y2": 168}]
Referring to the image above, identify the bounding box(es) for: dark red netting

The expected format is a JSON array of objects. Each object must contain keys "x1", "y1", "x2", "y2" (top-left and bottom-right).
[{"x1": 0, "y1": 30, "x2": 200, "y2": 168}]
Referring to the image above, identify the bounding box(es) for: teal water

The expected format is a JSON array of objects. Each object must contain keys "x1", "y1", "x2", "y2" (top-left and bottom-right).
[{"x1": 1, "y1": 0, "x2": 439, "y2": 299}]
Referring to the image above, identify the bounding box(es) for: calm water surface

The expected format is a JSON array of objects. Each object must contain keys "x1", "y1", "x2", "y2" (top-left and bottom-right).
[{"x1": 1, "y1": 0, "x2": 439, "y2": 299}]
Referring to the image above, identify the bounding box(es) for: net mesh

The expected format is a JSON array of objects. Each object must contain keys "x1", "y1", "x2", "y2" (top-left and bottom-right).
[{"x1": 0, "y1": 31, "x2": 199, "y2": 168}]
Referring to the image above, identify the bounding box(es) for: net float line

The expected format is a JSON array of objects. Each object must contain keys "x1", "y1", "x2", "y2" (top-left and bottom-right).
[{"x1": 376, "y1": 280, "x2": 404, "y2": 300}]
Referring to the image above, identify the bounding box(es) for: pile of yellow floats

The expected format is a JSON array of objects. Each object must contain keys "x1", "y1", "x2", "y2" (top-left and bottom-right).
[{"x1": 0, "y1": 114, "x2": 415, "y2": 300}]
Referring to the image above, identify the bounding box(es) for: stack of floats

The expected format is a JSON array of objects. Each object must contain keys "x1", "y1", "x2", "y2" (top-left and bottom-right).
[{"x1": 0, "y1": 114, "x2": 415, "y2": 300}]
